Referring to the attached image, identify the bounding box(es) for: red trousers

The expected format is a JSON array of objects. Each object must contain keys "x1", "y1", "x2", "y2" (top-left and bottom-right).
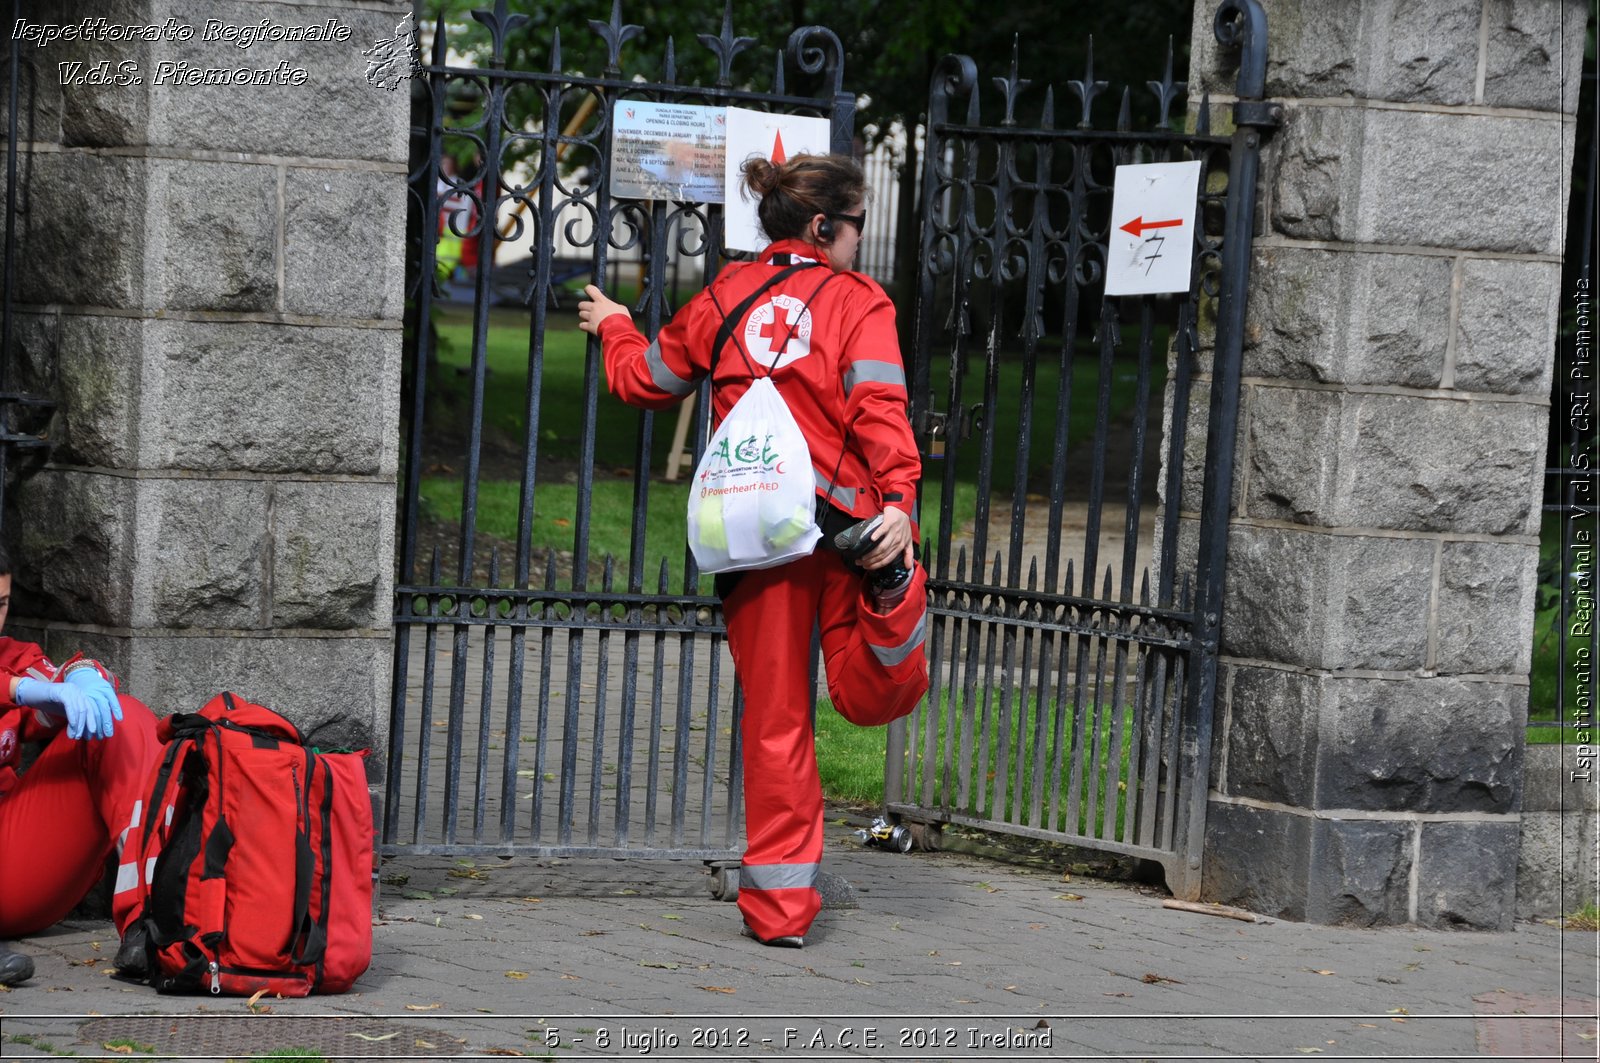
[
  {"x1": 724, "y1": 550, "x2": 930, "y2": 939},
  {"x1": 0, "y1": 695, "x2": 159, "y2": 937}
]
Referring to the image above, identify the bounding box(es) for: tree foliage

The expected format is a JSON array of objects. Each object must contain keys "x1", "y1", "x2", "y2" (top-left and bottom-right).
[{"x1": 421, "y1": 0, "x2": 1196, "y2": 145}]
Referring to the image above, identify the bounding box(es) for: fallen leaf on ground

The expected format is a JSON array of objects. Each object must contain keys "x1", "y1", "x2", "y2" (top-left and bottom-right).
[
  {"x1": 640, "y1": 961, "x2": 679, "y2": 970},
  {"x1": 405, "y1": 1003, "x2": 443, "y2": 1011},
  {"x1": 415, "y1": 1040, "x2": 436, "y2": 1049},
  {"x1": 1294, "y1": 1048, "x2": 1322, "y2": 1055},
  {"x1": 1057, "y1": 893, "x2": 1085, "y2": 901},
  {"x1": 448, "y1": 868, "x2": 487, "y2": 880},
  {"x1": 560, "y1": 973, "x2": 581, "y2": 980},
  {"x1": 698, "y1": 986, "x2": 737, "y2": 993},
  {"x1": 505, "y1": 971, "x2": 528, "y2": 979},
  {"x1": 1142, "y1": 972, "x2": 1183, "y2": 985},
  {"x1": 485, "y1": 1049, "x2": 526, "y2": 1057},
  {"x1": 466, "y1": 913, "x2": 484, "y2": 921},
  {"x1": 1310, "y1": 969, "x2": 1335, "y2": 976},
  {"x1": 102, "y1": 1046, "x2": 133, "y2": 1055},
  {"x1": 245, "y1": 988, "x2": 268, "y2": 1013},
  {"x1": 351, "y1": 1032, "x2": 400, "y2": 1041}
]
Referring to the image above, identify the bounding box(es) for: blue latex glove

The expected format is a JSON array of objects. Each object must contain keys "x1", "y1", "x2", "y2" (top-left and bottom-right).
[
  {"x1": 13, "y1": 676, "x2": 115, "y2": 740},
  {"x1": 64, "y1": 668, "x2": 121, "y2": 738}
]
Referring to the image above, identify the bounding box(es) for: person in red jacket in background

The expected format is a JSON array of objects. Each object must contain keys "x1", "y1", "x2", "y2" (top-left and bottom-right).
[
  {"x1": 0, "y1": 540, "x2": 160, "y2": 985},
  {"x1": 578, "y1": 153, "x2": 930, "y2": 947}
]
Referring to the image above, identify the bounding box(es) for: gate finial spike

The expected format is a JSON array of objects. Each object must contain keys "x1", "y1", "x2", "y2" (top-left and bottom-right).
[
  {"x1": 993, "y1": 34, "x2": 1030, "y2": 126},
  {"x1": 545, "y1": 551, "x2": 559, "y2": 591},
  {"x1": 1117, "y1": 86, "x2": 1131, "y2": 134},
  {"x1": 602, "y1": 554, "x2": 615, "y2": 591},
  {"x1": 956, "y1": 544, "x2": 968, "y2": 581},
  {"x1": 550, "y1": 27, "x2": 561, "y2": 74},
  {"x1": 472, "y1": 0, "x2": 528, "y2": 68},
  {"x1": 489, "y1": 547, "x2": 501, "y2": 587},
  {"x1": 658, "y1": 557, "x2": 671, "y2": 595},
  {"x1": 1148, "y1": 36, "x2": 1186, "y2": 128},
  {"x1": 1027, "y1": 557, "x2": 1038, "y2": 591},
  {"x1": 665, "y1": 36, "x2": 676, "y2": 82},
  {"x1": 588, "y1": 0, "x2": 642, "y2": 78},
  {"x1": 1196, "y1": 91, "x2": 1212, "y2": 136},
  {"x1": 773, "y1": 46, "x2": 784, "y2": 95},
  {"x1": 698, "y1": 0, "x2": 755, "y2": 88},
  {"x1": 1139, "y1": 569, "x2": 1151, "y2": 606},
  {"x1": 429, "y1": 544, "x2": 441, "y2": 583},
  {"x1": 1041, "y1": 85, "x2": 1055, "y2": 130},
  {"x1": 1102, "y1": 565, "x2": 1114, "y2": 597},
  {"x1": 1064, "y1": 558, "x2": 1074, "y2": 596},
  {"x1": 1068, "y1": 35, "x2": 1108, "y2": 129},
  {"x1": 431, "y1": 12, "x2": 448, "y2": 67},
  {"x1": 993, "y1": 551, "x2": 1004, "y2": 586}
]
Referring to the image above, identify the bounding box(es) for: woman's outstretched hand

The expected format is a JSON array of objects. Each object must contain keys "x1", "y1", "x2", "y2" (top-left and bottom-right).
[{"x1": 577, "y1": 284, "x2": 631, "y2": 336}]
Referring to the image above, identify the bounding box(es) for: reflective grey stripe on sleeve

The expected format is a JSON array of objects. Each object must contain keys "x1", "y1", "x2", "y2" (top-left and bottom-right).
[
  {"x1": 814, "y1": 468, "x2": 856, "y2": 510},
  {"x1": 843, "y1": 359, "x2": 906, "y2": 396},
  {"x1": 739, "y1": 862, "x2": 820, "y2": 891},
  {"x1": 870, "y1": 608, "x2": 928, "y2": 667},
  {"x1": 644, "y1": 338, "x2": 697, "y2": 398}
]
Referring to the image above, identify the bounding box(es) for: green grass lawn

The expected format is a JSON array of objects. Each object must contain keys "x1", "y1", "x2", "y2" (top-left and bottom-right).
[
  {"x1": 1527, "y1": 509, "x2": 1598, "y2": 743},
  {"x1": 816, "y1": 684, "x2": 1140, "y2": 840}
]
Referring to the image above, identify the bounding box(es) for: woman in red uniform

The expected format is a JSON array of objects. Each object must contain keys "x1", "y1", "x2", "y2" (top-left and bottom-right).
[
  {"x1": 578, "y1": 153, "x2": 929, "y2": 946},
  {"x1": 0, "y1": 541, "x2": 160, "y2": 984}
]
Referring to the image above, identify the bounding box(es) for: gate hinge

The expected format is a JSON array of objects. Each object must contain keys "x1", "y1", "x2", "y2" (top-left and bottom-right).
[{"x1": 1232, "y1": 100, "x2": 1282, "y2": 131}]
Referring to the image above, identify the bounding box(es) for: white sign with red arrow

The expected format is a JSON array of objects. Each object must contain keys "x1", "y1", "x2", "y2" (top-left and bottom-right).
[
  {"x1": 723, "y1": 106, "x2": 831, "y2": 253},
  {"x1": 1105, "y1": 160, "x2": 1202, "y2": 296}
]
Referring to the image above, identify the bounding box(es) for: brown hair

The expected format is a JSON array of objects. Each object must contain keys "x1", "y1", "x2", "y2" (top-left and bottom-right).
[{"x1": 740, "y1": 153, "x2": 866, "y2": 244}]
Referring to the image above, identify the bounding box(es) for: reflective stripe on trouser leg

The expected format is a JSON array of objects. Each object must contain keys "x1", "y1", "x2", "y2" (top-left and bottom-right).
[
  {"x1": 740, "y1": 863, "x2": 820, "y2": 891},
  {"x1": 724, "y1": 554, "x2": 829, "y2": 940},
  {"x1": 113, "y1": 798, "x2": 143, "y2": 897}
]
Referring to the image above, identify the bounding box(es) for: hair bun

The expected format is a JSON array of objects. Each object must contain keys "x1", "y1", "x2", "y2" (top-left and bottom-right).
[{"x1": 741, "y1": 156, "x2": 780, "y2": 197}]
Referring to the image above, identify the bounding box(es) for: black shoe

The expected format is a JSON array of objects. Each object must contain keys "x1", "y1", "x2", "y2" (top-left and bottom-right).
[
  {"x1": 832, "y1": 516, "x2": 912, "y2": 610},
  {"x1": 112, "y1": 924, "x2": 149, "y2": 980},
  {"x1": 741, "y1": 923, "x2": 804, "y2": 949},
  {"x1": 0, "y1": 943, "x2": 34, "y2": 987}
]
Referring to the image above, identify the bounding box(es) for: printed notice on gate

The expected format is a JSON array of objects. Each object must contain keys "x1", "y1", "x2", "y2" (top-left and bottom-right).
[
  {"x1": 1105, "y1": 160, "x2": 1202, "y2": 296},
  {"x1": 610, "y1": 100, "x2": 726, "y2": 203}
]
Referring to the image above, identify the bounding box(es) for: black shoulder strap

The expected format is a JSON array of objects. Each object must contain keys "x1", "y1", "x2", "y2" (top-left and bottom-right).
[{"x1": 706, "y1": 260, "x2": 821, "y2": 378}]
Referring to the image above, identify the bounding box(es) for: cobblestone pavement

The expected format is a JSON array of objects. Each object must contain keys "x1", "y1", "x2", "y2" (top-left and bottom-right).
[{"x1": 2, "y1": 808, "x2": 1596, "y2": 1062}]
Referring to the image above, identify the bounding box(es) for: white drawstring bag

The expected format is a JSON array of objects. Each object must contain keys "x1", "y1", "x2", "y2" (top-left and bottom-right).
[{"x1": 687, "y1": 376, "x2": 821, "y2": 573}]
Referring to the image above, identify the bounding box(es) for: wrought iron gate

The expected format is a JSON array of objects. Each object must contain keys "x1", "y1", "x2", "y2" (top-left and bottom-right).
[
  {"x1": 384, "y1": 1, "x2": 853, "y2": 859},
  {"x1": 887, "y1": 0, "x2": 1275, "y2": 899}
]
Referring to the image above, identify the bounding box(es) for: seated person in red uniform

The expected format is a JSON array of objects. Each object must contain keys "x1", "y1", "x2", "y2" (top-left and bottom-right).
[{"x1": 0, "y1": 540, "x2": 161, "y2": 986}]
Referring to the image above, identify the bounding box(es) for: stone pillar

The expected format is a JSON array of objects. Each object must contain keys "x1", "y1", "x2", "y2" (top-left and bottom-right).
[
  {"x1": 1186, "y1": 0, "x2": 1586, "y2": 927},
  {"x1": 4, "y1": 0, "x2": 410, "y2": 752}
]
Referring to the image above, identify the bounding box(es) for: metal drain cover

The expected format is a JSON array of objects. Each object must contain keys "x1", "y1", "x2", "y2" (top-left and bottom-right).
[{"x1": 72, "y1": 1015, "x2": 470, "y2": 1060}]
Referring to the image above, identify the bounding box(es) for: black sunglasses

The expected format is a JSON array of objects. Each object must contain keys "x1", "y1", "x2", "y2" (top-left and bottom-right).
[{"x1": 827, "y1": 210, "x2": 867, "y2": 233}]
